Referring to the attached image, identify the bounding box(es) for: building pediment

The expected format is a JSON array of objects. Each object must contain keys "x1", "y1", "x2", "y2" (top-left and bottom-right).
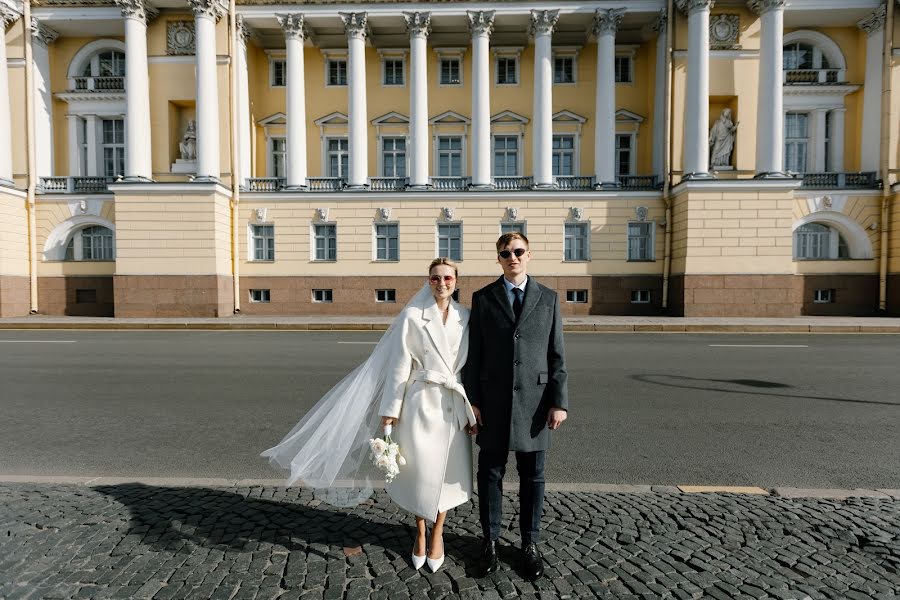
[
  {"x1": 429, "y1": 110, "x2": 470, "y2": 125},
  {"x1": 491, "y1": 110, "x2": 529, "y2": 124},
  {"x1": 313, "y1": 111, "x2": 348, "y2": 127},
  {"x1": 616, "y1": 109, "x2": 645, "y2": 123},
  {"x1": 553, "y1": 110, "x2": 587, "y2": 123},
  {"x1": 371, "y1": 111, "x2": 409, "y2": 125},
  {"x1": 258, "y1": 112, "x2": 286, "y2": 126}
]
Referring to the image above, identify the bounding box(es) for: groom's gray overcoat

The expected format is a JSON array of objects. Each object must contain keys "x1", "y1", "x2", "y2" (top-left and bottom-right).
[{"x1": 464, "y1": 276, "x2": 568, "y2": 453}]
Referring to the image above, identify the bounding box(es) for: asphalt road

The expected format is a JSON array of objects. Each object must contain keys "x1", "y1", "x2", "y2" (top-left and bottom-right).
[{"x1": 0, "y1": 330, "x2": 898, "y2": 489}]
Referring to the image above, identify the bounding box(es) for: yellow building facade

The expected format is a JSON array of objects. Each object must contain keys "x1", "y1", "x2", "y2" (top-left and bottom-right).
[{"x1": 0, "y1": 0, "x2": 898, "y2": 317}]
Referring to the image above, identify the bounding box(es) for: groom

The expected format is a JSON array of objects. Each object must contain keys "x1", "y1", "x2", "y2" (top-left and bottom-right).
[{"x1": 464, "y1": 232, "x2": 569, "y2": 581}]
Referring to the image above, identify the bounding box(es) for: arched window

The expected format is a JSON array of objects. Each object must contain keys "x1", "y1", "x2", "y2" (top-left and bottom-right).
[
  {"x1": 783, "y1": 41, "x2": 837, "y2": 83},
  {"x1": 75, "y1": 50, "x2": 125, "y2": 91},
  {"x1": 64, "y1": 226, "x2": 115, "y2": 261},
  {"x1": 794, "y1": 223, "x2": 849, "y2": 260}
]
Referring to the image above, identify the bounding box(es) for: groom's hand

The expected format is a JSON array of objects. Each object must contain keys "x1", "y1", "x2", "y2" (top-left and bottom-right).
[
  {"x1": 468, "y1": 406, "x2": 483, "y2": 435},
  {"x1": 547, "y1": 408, "x2": 567, "y2": 430}
]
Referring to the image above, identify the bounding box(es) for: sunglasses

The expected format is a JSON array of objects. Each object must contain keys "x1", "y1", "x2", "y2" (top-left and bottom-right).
[
  {"x1": 429, "y1": 275, "x2": 456, "y2": 284},
  {"x1": 498, "y1": 248, "x2": 527, "y2": 259}
]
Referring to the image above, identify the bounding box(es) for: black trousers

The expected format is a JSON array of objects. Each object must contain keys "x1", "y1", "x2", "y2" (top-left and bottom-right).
[{"x1": 477, "y1": 447, "x2": 545, "y2": 546}]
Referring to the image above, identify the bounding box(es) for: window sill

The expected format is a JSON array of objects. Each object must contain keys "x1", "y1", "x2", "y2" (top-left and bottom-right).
[
  {"x1": 563, "y1": 259, "x2": 591, "y2": 263},
  {"x1": 249, "y1": 259, "x2": 275, "y2": 263},
  {"x1": 626, "y1": 259, "x2": 656, "y2": 263}
]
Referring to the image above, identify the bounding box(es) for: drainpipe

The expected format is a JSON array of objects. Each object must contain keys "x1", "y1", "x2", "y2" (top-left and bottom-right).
[
  {"x1": 24, "y1": 0, "x2": 38, "y2": 314},
  {"x1": 661, "y1": 0, "x2": 674, "y2": 310},
  {"x1": 878, "y1": 0, "x2": 893, "y2": 311},
  {"x1": 228, "y1": 0, "x2": 241, "y2": 313}
]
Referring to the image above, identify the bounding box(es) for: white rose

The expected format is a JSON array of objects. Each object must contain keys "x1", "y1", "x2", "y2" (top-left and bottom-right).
[
  {"x1": 375, "y1": 455, "x2": 391, "y2": 470},
  {"x1": 397, "y1": 454, "x2": 407, "y2": 467},
  {"x1": 369, "y1": 438, "x2": 387, "y2": 456}
]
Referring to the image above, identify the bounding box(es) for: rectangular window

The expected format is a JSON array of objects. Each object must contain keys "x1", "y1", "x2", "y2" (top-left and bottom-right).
[
  {"x1": 813, "y1": 289, "x2": 834, "y2": 303},
  {"x1": 383, "y1": 59, "x2": 404, "y2": 85},
  {"x1": 270, "y1": 59, "x2": 286, "y2": 87},
  {"x1": 440, "y1": 57, "x2": 461, "y2": 85},
  {"x1": 251, "y1": 224, "x2": 275, "y2": 261},
  {"x1": 615, "y1": 55, "x2": 633, "y2": 83},
  {"x1": 501, "y1": 222, "x2": 526, "y2": 235},
  {"x1": 437, "y1": 136, "x2": 463, "y2": 177},
  {"x1": 326, "y1": 138, "x2": 349, "y2": 178},
  {"x1": 327, "y1": 59, "x2": 348, "y2": 86},
  {"x1": 375, "y1": 289, "x2": 396, "y2": 303},
  {"x1": 564, "y1": 222, "x2": 589, "y2": 261},
  {"x1": 250, "y1": 289, "x2": 271, "y2": 303},
  {"x1": 631, "y1": 290, "x2": 651, "y2": 304},
  {"x1": 437, "y1": 223, "x2": 462, "y2": 261},
  {"x1": 552, "y1": 135, "x2": 575, "y2": 176},
  {"x1": 79, "y1": 118, "x2": 88, "y2": 175},
  {"x1": 375, "y1": 223, "x2": 399, "y2": 261},
  {"x1": 497, "y1": 57, "x2": 517, "y2": 84},
  {"x1": 313, "y1": 224, "x2": 336, "y2": 261},
  {"x1": 381, "y1": 138, "x2": 407, "y2": 178},
  {"x1": 566, "y1": 289, "x2": 588, "y2": 303},
  {"x1": 102, "y1": 119, "x2": 125, "y2": 178},
  {"x1": 627, "y1": 222, "x2": 653, "y2": 261},
  {"x1": 493, "y1": 136, "x2": 519, "y2": 176},
  {"x1": 616, "y1": 134, "x2": 633, "y2": 178},
  {"x1": 312, "y1": 289, "x2": 333, "y2": 303},
  {"x1": 75, "y1": 289, "x2": 97, "y2": 304},
  {"x1": 785, "y1": 113, "x2": 809, "y2": 173},
  {"x1": 270, "y1": 138, "x2": 286, "y2": 178},
  {"x1": 553, "y1": 57, "x2": 574, "y2": 84}
]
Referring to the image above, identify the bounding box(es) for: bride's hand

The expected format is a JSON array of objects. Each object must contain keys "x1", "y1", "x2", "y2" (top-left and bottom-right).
[{"x1": 381, "y1": 416, "x2": 397, "y2": 427}]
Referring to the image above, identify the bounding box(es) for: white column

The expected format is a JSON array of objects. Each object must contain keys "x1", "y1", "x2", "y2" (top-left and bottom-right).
[
  {"x1": 31, "y1": 18, "x2": 58, "y2": 178},
  {"x1": 405, "y1": 11, "x2": 431, "y2": 189},
  {"x1": 236, "y1": 16, "x2": 251, "y2": 186},
  {"x1": 66, "y1": 115, "x2": 81, "y2": 176},
  {"x1": 830, "y1": 108, "x2": 845, "y2": 172},
  {"x1": 749, "y1": 0, "x2": 786, "y2": 177},
  {"x1": 593, "y1": 8, "x2": 625, "y2": 188},
  {"x1": 812, "y1": 108, "x2": 827, "y2": 173},
  {"x1": 676, "y1": 0, "x2": 713, "y2": 179},
  {"x1": 530, "y1": 10, "x2": 558, "y2": 189},
  {"x1": 188, "y1": 0, "x2": 224, "y2": 182},
  {"x1": 85, "y1": 115, "x2": 99, "y2": 175},
  {"x1": 116, "y1": 0, "x2": 156, "y2": 181},
  {"x1": 0, "y1": 7, "x2": 20, "y2": 186},
  {"x1": 341, "y1": 12, "x2": 368, "y2": 189},
  {"x1": 468, "y1": 11, "x2": 494, "y2": 189},
  {"x1": 651, "y1": 9, "x2": 667, "y2": 180},
  {"x1": 858, "y1": 6, "x2": 885, "y2": 173},
  {"x1": 277, "y1": 14, "x2": 308, "y2": 189}
]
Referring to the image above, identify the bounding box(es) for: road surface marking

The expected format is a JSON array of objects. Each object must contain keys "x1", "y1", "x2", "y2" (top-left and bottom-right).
[
  {"x1": 708, "y1": 344, "x2": 808, "y2": 348},
  {"x1": 0, "y1": 340, "x2": 77, "y2": 343},
  {"x1": 337, "y1": 341, "x2": 379, "y2": 345}
]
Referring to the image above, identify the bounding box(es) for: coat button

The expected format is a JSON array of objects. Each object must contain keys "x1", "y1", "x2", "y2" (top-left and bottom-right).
[
  {"x1": 514, "y1": 360, "x2": 520, "y2": 366},
  {"x1": 514, "y1": 385, "x2": 520, "y2": 391}
]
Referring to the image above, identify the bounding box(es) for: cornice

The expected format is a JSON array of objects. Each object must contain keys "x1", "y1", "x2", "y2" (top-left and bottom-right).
[
  {"x1": 529, "y1": 9, "x2": 558, "y2": 37},
  {"x1": 467, "y1": 10, "x2": 494, "y2": 37},
  {"x1": 403, "y1": 11, "x2": 430, "y2": 38},
  {"x1": 276, "y1": 13, "x2": 305, "y2": 41},
  {"x1": 340, "y1": 11, "x2": 367, "y2": 40},
  {"x1": 56, "y1": 90, "x2": 127, "y2": 102},
  {"x1": 593, "y1": 7, "x2": 626, "y2": 36}
]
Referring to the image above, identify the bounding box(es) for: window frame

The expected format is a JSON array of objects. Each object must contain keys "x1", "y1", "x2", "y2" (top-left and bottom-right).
[
  {"x1": 269, "y1": 57, "x2": 286, "y2": 88},
  {"x1": 500, "y1": 221, "x2": 527, "y2": 236},
  {"x1": 494, "y1": 53, "x2": 520, "y2": 86},
  {"x1": 615, "y1": 133, "x2": 636, "y2": 178},
  {"x1": 64, "y1": 225, "x2": 115, "y2": 262},
  {"x1": 614, "y1": 54, "x2": 634, "y2": 84},
  {"x1": 627, "y1": 221, "x2": 655, "y2": 262},
  {"x1": 553, "y1": 55, "x2": 576, "y2": 85},
  {"x1": 436, "y1": 222, "x2": 463, "y2": 261},
  {"x1": 374, "y1": 222, "x2": 400, "y2": 262},
  {"x1": 565, "y1": 289, "x2": 588, "y2": 303},
  {"x1": 784, "y1": 112, "x2": 810, "y2": 174},
  {"x1": 436, "y1": 135, "x2": 464, "y2": 177},
  {"x1": 268, "y1": 137, "x2": 286, "y2": 178},
  {"x1": 794, "y1": 222, "x2": 848, "y2": 260},
  {"x1": 326, "y1": 58, "x2": 348, "y2": 87},
  {"x1": 564, "y1": 221, "x2": 590, "y2": 262},
  {"x1": 312, "y1": 223, "x2": 337, "y2": 262},
  {"x1": 631, "y1": 290, "x2": 651, "y2": 304},
  {"x1": 324, "y1": 137, "x2": 350, "y2": 178},
  {"x1": 382, "y1": 57, "x2": 406, "y2": 86},
  {"x1": 312, "y1": 289, "x2": 333, "y2": 303},
  {"x1": 552, "y1": 134, "x2": 576, "y2": 177},
  {"x1": 101, "y1": 118, "x2": 125, "y2": 178},
  {"x1": 249, "y1": 223, "x2": 275, "y2": 262},
  {"x1": 375, "y1": 289, "x2": 397, "y2": 303},
  {"x1": 249, "y1": 289, "x2": 271, "y2": 303},
  {"x1": 380, "y1": 137, "x2": 408, "y2": 178},
  {"x1": 492, "y1": 134, "x2": 521, "y2": 177},
  {"x1": 439, "y1": 56, "x2": 462, "y2": 86}
]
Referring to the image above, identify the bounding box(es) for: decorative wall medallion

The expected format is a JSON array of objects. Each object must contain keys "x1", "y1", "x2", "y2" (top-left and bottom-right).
[
  {"x1": 709, "y1": 14, "x2": 740, "y2": 50},
  {"x1": 635, "y1": 206, "x2": 649, "y2": 222},
  {"x1": 167, "y1": 20, "x2": 195, "y2": 55},
  {"x1": 506, "y1": 207, "x2": 519, "y2": 221},
  {"x1": 442, "y1": 207, "x2": 455, "y2": 221},
  {"x1": 316, "y1": 207, "x2": 329, "y2": 221},
  {"x1": 255, "y1": 208, "x2": 267, "y2": 222},
  {"x1": 570, "y1": 207, "x2": 584, "y2": 221},
  {"x1": 808, "y1": 194, "x2": 846, "y2": 213},
  {"x1": 378, "y1": 207, "x2": 392, "y2": 221}
]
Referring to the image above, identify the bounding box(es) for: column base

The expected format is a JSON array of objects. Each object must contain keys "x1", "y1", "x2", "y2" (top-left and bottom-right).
[
  {"x1": 594, "y1": 181, "x2": 621, "y2": 190},
  {"x1": 120, "y1": 175, "x2": 154, "y2": 183},
  {"x1": 192, "y1": 175, "x2": 221, "y2": 184},
  {"x1": 681, "y1": 172, "x2": 716, "y2": 181},
  {"x1": 753, "y1": 171, "x2": 793, "y2": 180}
]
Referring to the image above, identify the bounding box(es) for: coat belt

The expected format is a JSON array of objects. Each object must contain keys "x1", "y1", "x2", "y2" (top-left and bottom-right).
[{"x1": 410, "y1": 369, "x2": 477, "y2": 430}]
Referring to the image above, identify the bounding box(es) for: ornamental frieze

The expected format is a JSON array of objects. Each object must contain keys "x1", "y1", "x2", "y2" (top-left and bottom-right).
[{"x1": 167, "y1": 20, "x2": 195, "y2": 55}]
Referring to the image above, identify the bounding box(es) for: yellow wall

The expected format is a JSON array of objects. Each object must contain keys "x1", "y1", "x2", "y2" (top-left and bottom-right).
[{"x1": 0, "y1": 190, "x2": 29, "y2": 276}]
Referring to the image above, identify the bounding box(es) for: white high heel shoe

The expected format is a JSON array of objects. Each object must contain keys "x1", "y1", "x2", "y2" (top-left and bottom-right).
[
  {"x1": 411, "y1": 535, "x2": 427, "y2": 570},
  {"x1": 426, "y1": 553, "x2": 444, "y2": 573}
]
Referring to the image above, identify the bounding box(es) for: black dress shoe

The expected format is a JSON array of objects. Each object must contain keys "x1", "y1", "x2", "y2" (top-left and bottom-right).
[
  {"x1": 522, "y1": 542, "x2": 544, "y2": 581},
  {"x1": 478, "y1": 539, "x2": 499, "y2": 577}
]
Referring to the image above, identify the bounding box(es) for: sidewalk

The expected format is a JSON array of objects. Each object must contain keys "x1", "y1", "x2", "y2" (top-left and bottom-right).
[
  {"x1": 1, "y1": 482, "x2": 898, "y2": 600},
  {"x1": 2, "y1": 314, "x2": 900, "y2": 333}
]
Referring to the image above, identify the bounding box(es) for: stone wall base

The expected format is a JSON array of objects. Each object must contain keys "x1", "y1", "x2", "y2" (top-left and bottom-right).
[
  {"x1": 37, "y1": 276, "x2": 114, "y2": 317},
  {"x1": 0, "y1": 275, "x2": 30, "y2": 317},
  {"x1": 888, "y1": 274, "x2": 900, "y2": 316},
  {"x1": 235, "y1": 275, "x2": 665, "y2": 316},
  {"x1": 669, "y1": 274, "x2": 880, "y2": 317},
  {"x1": 114, "y1": 275, "x2": 234, "y2": 317}
]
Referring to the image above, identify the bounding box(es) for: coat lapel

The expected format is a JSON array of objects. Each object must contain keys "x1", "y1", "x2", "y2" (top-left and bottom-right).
[
  {"x1": 489, "y1": 277, "x2": 516, "y2": 323},
  {"x1": 449, "y1": 302, "x2": 469, "y2": 372},
  {"x1": 517, "y1": 276, "x2": 544, "y2": 325},
  {"x1": 422, "y1": 300, "x2": 455, "y2": 372}
]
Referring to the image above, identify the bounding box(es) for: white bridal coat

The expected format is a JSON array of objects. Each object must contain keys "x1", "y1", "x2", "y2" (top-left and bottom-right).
[{"x1": 378, "y1": 294, "x2": 476, "y2": 521}]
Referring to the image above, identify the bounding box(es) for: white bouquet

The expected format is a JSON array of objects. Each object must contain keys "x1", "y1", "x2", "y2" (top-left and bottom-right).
[{"x1": 369, "y1": 424, "x2": 406, "y2": 483}]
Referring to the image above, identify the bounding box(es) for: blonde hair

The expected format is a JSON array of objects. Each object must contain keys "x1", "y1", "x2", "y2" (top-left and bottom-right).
[
  {"x1": 428, "y1": 257, "x2": 459, "y2": 278},
  {"x1": 496, "y1": 232, "x2": 530, "y2": 253}
]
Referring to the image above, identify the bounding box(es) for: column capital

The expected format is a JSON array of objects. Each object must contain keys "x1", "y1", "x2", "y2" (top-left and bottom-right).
[
  {"x1": 1, "y1": 3, "x2": 21, "y2": 28},
  {"x1": 593, "y1": 8, "x2": 626, "y2": 37},
  {"x1": 747, "y1": 0, "x2": 785, "y2": 16},
  {"x1": 276, "y1": 13, "x2": 306, "y2": 41},
  {"x1": 340, "y1": 12, "x2": 367, "y2": 41},
  {"x1": 30, "y1": 18, "x2": 58, "y2": 47},
  {"x1": 236, "y1": 14, "x2": 251, "y2": 44},
  {"x1": 187, "y1": 0, "x2": 225, "y2": 22},
  {"x1": 467, "y1": 10, "x2": 495, "y2": 38},
  {"x1": 675, "y1": 0, "x2": 715, "y2": 16},
  {"x1": 858, "y1": 5, "x2": 886, "y2": 35},
  {"x1": 651, "y1": 9, "x2": 667, "y2": 34},
  {"x1": 404, "y1": 11, "x2": 431, "y2": 38},
  {"x1": 530, "y1": 9, "x2": 559, "y2": 37},
  {"x1": 115, "y1": 0, "x2": 158, "y2": 24}
]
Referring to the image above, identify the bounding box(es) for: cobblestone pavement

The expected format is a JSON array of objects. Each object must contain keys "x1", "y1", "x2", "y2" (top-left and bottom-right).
[{"x1": 1, "y1": 484, "x2": 899, "y2": 600}]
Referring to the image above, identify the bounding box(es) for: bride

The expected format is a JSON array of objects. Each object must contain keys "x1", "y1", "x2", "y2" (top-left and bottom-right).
[{"x1": 261, "y1": 258, "x2": 477, "y2": 573}]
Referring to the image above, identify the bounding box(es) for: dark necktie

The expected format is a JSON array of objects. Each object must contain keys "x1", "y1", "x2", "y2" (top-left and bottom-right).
[{"x1": 512, "y1": 287, "x2": 524, "y2": 320}]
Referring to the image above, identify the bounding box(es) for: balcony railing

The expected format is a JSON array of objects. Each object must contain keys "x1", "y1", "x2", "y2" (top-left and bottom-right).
[
  {"x1": 494, "y1": 176, "x2": 534, "y2": 191},
  {"x1": 619, "y1": 175, "x2": 661, "y2": 190},
  {"x1": 430, "y1": 176, "x2": 470, "y2": 191},
  {"x1": 555, "y1": 176, "x2": 595, "y2": 190},
  {"x1": 38, "y1": 176, "x2": 115, "y2": 194},
  {"x1": 784, "y1": 69, "x2": 840, "y2": 85},
  {"x1": 796, "y1": 172, "x2": 879, "y2": 190},
  {"x1": 73, "y1": 76, "x2": 125, "y2": 91},
  {"x1": 245, "y1": 177, "x2": 285, "y2": 192},
  {"x1": 306, "y1": 177, "x2": 346, "y2": 191},
  {"x1": 369, "y1": 177, "x2": 408, "y2": 191}
]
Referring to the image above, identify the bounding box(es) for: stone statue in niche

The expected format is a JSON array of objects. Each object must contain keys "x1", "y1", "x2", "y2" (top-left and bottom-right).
[
  {"x1": 708, "y1": 108, "x2": 738, "y2": 169},
  {"x1": 179, "y1": 120, "x2": 197, "y2": 161}
]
